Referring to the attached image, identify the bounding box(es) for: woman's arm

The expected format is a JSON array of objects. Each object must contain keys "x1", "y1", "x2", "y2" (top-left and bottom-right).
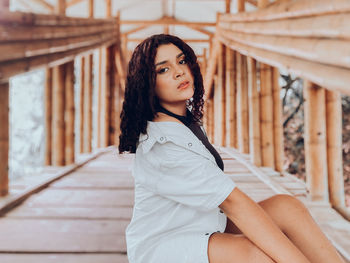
[{"x1": 219, "y1": 187, "x2": 311, "y2": 263}]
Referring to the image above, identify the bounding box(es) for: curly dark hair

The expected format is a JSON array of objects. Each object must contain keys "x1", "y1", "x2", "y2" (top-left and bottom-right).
[{"x1": 118, "y1": 34, "x2": 205, "y2": 154}]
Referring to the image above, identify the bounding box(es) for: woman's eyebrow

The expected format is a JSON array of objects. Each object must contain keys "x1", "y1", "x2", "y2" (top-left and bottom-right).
[{"x1": 155, "y1": 52, "x2": 184, "y2": 66}]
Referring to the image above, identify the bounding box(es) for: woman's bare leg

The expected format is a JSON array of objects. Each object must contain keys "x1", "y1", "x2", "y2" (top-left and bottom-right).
[
  {"x1": 257, "y1": 194, "x2": 345, "y2": 263},
  {"x1": 208, "y1": 233, "x2": 275, "y2": 263}
]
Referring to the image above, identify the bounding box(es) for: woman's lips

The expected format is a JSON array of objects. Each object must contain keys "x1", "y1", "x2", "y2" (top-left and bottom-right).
[{"x1": 178, "y1": 81, "x2": 190, "y2": 90}]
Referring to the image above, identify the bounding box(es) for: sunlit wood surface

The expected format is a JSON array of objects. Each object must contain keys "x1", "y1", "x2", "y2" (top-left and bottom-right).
[{"x1": 0, "y1": 147, "x2": 348, "y2": 262}]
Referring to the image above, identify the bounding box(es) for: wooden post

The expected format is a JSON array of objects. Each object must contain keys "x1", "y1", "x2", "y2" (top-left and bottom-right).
[
  {"x1": 248, "y1": 57, "x2": 261, "y2": 166},
  {"x1": 0, "y1": 81, "x2": 9, "y2": 196},
  {"x1": 88, "y1": 0, "x2": 93, "y2": 18},
  {"x1": 79, "y1": 56, "x2": 85, "y2": 153},
  {"x1": 304, "y1": 81, "x2": 328, "y2": 202},
  {"x1": 237, "y1": 0, "x2": 245, "y2": 12},
  {"x1": 65, "y1": 61, "x2": 75, "y2": 164},
  {"x1": 99, "y1": 0, "x2": 113, "y2": 147},
  {"x1": 83, "y1": 54, "x2": 93, "y2": 152},
  {"x1": 272, "y1": 67, "x2": 284, "y2": 172},
  {"x1": 326, "y1": 90, "x2": 345, "y2": 207},
  {"x1": 260, "y1": 63, "x2": 275, "y2": 168},
  {"x1": 208, "y1": 98, "x2": 215, "y2": 143},
  {"x1": 225, "y1": 0, "x2": 231, "y2": 13},
  {"x1": 97, "y1": 49, "x2": 102, "y2": 148},
  {"x1": 52, "y1": 65, "x2": 66, "y2": 166},
  {"x1": 44, "y1": 68, "x2": 52, "y2": 166},
  {"x1": 236, "y1": 52, "x2": 249, "y2": 153},
  {"x1": 83, "y1": 0, "x2": 94, "y2": 152},
  {"x1": 55, "y1": 0, "x2": 66, "y2": 15},
  {"x1": 106, "y1": 0, "x2": 111, "y2": 17},
  {"x1": 225, "y1": 47, "x2": 236, "y2": 148},
  {"x1": 257, "y1": 0, "x2": 269, "y2": 8},
  {"x1": 51, "y1": 0, "x2": 66, "y2": 166},
  {"x1": 214, "y1": 43, "x2": 226, "y2": 146}
]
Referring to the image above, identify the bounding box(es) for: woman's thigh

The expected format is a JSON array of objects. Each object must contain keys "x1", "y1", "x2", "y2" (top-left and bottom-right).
[{"x1": 208, "y1": 232, "x2": 274, "y2": 263}]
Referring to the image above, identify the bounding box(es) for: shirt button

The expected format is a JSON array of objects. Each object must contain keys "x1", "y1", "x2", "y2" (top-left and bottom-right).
[
  {"x1": 160, "y1": 137, "x2": 164, "y2": 141},
  {"x1": 205, "y1": 233, "x2": 209, "y2": 235},
  {"x1": 188, "y1": 142, "x2": 192, "y2": 147}
]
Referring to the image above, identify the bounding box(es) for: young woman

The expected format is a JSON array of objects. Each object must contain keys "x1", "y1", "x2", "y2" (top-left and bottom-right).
[{"x1": 119, "y1": 34, "x2": 344, "y2": 263}]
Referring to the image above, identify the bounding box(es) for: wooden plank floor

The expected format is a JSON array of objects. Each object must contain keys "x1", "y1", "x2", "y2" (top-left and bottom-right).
[{"x1": 0, "y1": 147, "x2": 349, "y2": 262}]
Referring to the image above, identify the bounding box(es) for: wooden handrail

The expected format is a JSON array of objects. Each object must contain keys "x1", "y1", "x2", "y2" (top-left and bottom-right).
[
  {"x1": 0, "y1": 11, "x2": 119, "y2": 82},
  {"x1": 210, "y1": 0, "x2": 350, "y2": 95}
]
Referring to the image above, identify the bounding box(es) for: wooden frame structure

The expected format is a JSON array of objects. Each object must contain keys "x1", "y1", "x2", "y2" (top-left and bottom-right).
[
  {"x1": 204, "y1": 0, "x2": 350, "y2": 219},
  {"x1": 0, "y1": 0, "x2": 125, "y2": 196}
]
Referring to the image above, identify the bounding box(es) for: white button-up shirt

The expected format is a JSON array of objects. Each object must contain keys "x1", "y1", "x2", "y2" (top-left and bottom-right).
[{"x1": 126, "y1": 121, "x2": 236, "y2": 263}]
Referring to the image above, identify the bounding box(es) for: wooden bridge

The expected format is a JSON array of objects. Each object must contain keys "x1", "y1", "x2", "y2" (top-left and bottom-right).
[{"x1": 0, "y1": 0, "x2": 350, "y2": 262}]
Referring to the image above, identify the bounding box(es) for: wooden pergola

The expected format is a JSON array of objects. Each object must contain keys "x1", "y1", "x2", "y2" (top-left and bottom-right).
[{"x1": 0, "y1": 0, "x2": 350, "y2": 260}]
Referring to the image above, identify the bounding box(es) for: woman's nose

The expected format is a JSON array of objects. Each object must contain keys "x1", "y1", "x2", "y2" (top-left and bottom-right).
[{"x1": 174, "y1": 65, "x2": 184, "y2": 79}]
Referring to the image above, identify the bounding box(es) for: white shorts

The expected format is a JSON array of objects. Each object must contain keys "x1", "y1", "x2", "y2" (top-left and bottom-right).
[{"x1": 146, "y1": 231, "x2": 219, "y2": 263}]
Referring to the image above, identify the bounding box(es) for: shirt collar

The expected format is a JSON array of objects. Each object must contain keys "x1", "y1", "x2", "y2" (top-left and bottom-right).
[{"x1": 138, "y1": 121, "x2": 216, "y2": 165}]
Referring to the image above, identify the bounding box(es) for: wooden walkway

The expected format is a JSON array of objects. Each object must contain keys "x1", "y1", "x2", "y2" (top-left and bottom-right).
[{"x1": 0, "y1": 147, "x2": 349, "y2": 263}]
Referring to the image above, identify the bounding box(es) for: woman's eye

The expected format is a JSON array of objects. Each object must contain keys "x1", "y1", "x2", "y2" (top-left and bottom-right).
[
  {"x1": 179, "y1": 59, "x2": 186, "y2": 64},
  {"x1": 157, "y1": 67, "x2": 168, "y2": 74}
]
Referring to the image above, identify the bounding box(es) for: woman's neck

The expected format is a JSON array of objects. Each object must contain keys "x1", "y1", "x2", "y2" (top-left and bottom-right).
[{"x1": 159, "y1": 103, "x2": 187, "y2": 116}]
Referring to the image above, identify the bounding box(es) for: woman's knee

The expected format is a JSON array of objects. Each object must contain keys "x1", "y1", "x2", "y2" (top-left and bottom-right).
[
  {"x1": 208, "y1": 233, "x2": 274, "y2": 263},
  {"x1": 261, "y1": 194, "x2": 308, "y2": 214}
]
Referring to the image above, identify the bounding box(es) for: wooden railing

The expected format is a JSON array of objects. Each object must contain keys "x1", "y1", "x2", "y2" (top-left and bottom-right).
[
  {"x1": 0, "y1": 1, "x2": 125, "y2": 198},
  {"x1": 204, "y1": 0, "x2": 350, "y2": 220}
]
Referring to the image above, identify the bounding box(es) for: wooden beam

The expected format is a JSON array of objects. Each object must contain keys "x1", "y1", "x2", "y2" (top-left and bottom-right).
[
  {"x1": 187, "y1": 26, "x2": 214, "y2": 37},
  {"x1": 65, "y1": 61, "x2": 75, "y2": 164},
  {"x1": 272, "y1": 67, "x2": 283, "y2": 172},
  {"x1": 120, "y1": 16, "x2": 216, "y2": 27},
  {"x1": 221, "y1": 0, "x2": 350, "y2": 22},
  {"x1": 83, "y1": 54, "x2": 93, "y2": 153},
  {"x1": 66, "y1": 0, "x2": 84, "y2": 8},
  {"x1": 218, "y1": 35, "x2": 350, "y2": 96},
  {"x1": 55, "y1": 0, "x2": 66, "y2": 15},
  {"x1": 248, "y1": 57, "x2": 261, "y2": 166},
  {"x1": 225, "y1": 47, "x2": 236, "y2": 148},
  {"x1": 79, "y1": 56, "x2": 85, "y2": 153},
  {"x1": 246, "y1": 0, "x2": 257, "y2": 6},
  {"x1": 257, "y1": 0, "x2": 269, "y2": 8},
  {"x1": 106, "y1": 0, "x2": 111, "y2": 18},
  {"x1": 127, "y1": 38, "x2": 209, "y2": 43},
  {"x1": 44, "y1": 68, "x2": 52, "y2": 166},
  {"x1": 0, "y1": 11, "x2": 118, "y2": 85},
  {"x1": 29, "y1": 0, "x2": 54, "y2": 12},
  {"x1": 204, "y1": 36, "x2": 220, "y2": 98},
  {"x1": 237, "y1": 0, "x2": 245, "y2": 12},
  {"x1": 0, "y1": 81, "x2": 9, "y2": 196},
  {"x1": 122, "y1": 25, "x2": 148, "y2": 37},
  {"x1": 303, "y1": 81, "x2": 328, "y2": 202},
  {"x1": 326, "y1": 90, "x2": 345, "y2": 208},
  {"x1": 225, "y1": 0, "x2": 231, "y2": 13},
  {"x1": 97, "y1": 49, "x2": 102, "y2": 148},
  {"x1": 0, "y1": 35, "x2": 117, "y2": 83},
  {"x1": 52, "y1": 64, "x2": 66, "y2": 166},
  {"x1": 88, "y1": 0, "x2": 94, "y2": 18},
  {"x1": 259, "y1": 63, "x2": 274, "y2": 168},
  {"x1": 0, "y1": 11, "x2": 115, "y2": 26},
  {"x1": 219, "y1": 12, "x2": 350, "y2": 39},
  {"x1": 17, "y1": 0, "x2": 35, "y2": 12},
  {"x1": 100, "y1": 46, "x2": 112, "y2": 147},
  {"x1": 218, "y1": 29, "x2": 350, "y2": 70},
  {"x1": 236, "y1": 53, "x2": 249, "y2": 153}
]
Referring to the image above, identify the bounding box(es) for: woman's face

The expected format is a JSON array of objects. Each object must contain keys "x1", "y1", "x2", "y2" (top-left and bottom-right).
[{"x1": 154, "y1": 44, "x2": 194, "y2": 109}]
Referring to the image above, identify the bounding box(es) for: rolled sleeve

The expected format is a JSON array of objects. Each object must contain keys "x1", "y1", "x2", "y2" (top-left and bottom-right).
[{"x1": 152, "y1": 141, "x2": 236, "y2": 211}]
